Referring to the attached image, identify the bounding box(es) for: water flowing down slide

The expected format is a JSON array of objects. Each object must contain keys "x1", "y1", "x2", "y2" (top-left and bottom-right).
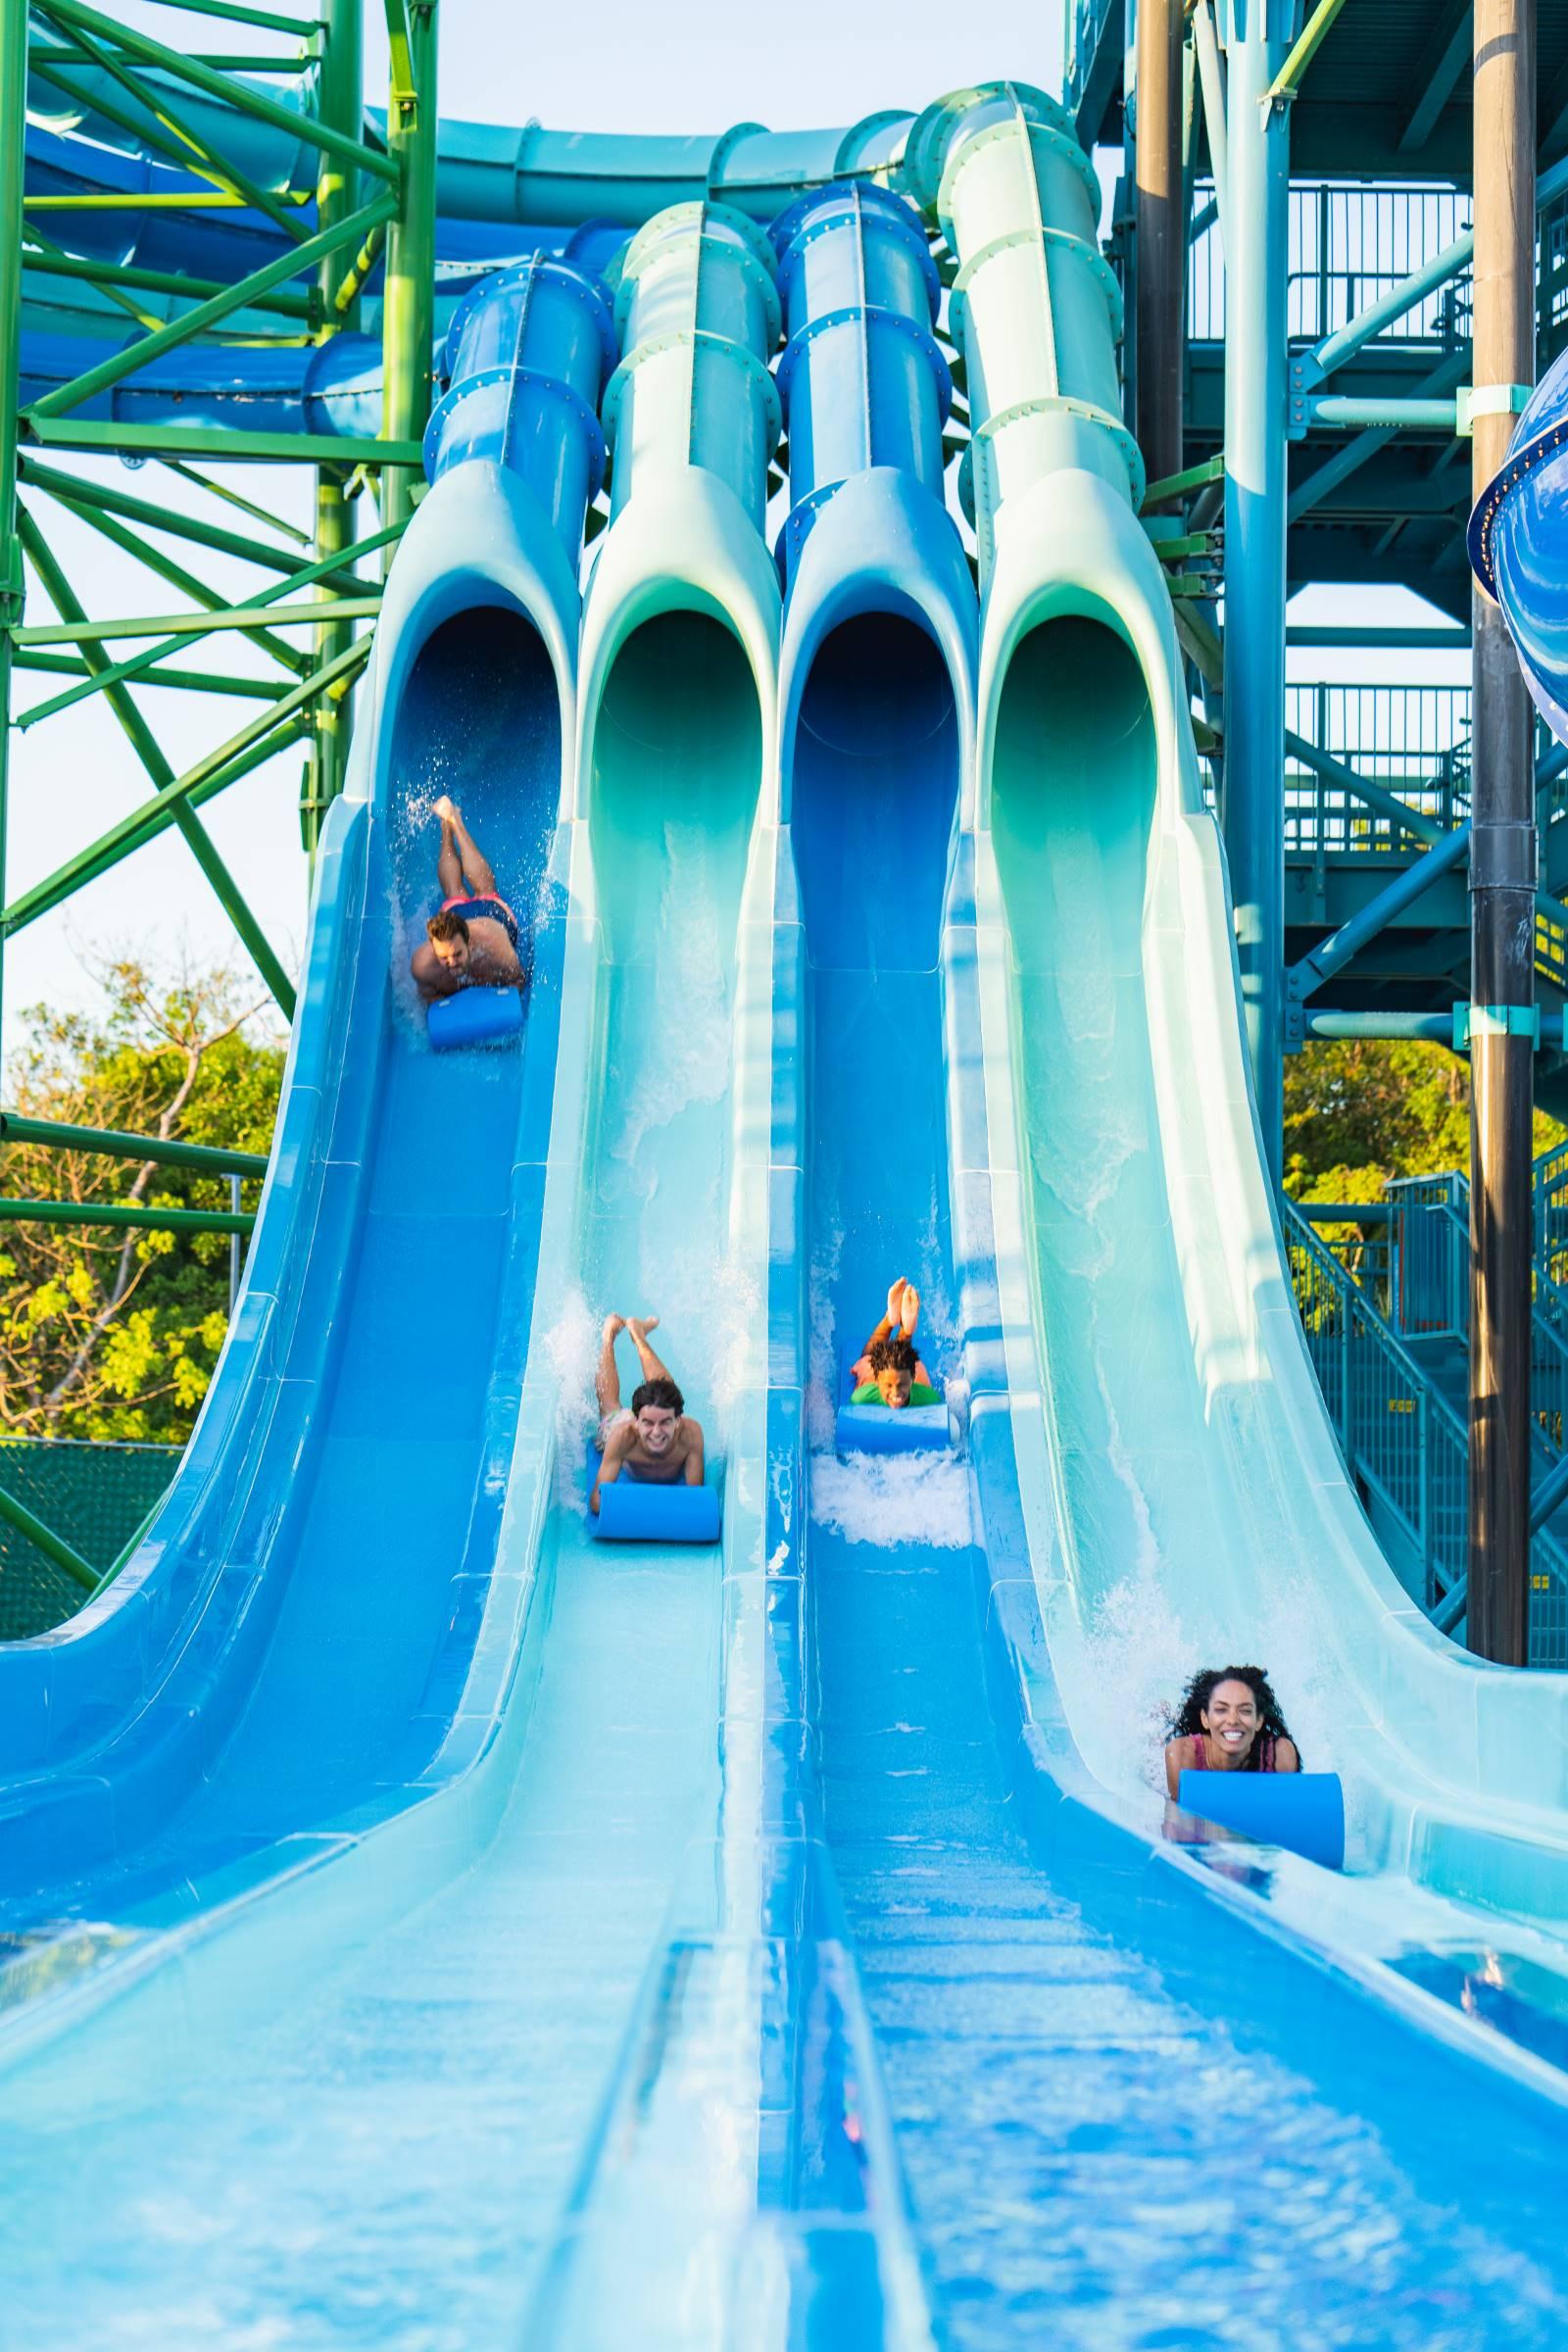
[{"x1": 11, "y1": 62, "x2": 1568, "y2": 2352}]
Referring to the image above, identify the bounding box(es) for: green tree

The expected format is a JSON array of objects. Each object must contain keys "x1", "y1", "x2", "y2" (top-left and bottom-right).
[
  {"x1": 0, "y1": 956, "x2": 283, "y2": 1442},
  {"x1": 1284, "y1": 1038, "x2": 1567, "y2": 1204}
]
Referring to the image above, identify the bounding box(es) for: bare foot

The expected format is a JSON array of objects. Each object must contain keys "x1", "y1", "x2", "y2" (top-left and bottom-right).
[
  {"x1": 627, "y1": 1314, "x2": 660, "y2": 1345},
  {"x1": 886, "y1": 1276, "x2": 907, "y2": 1329},
  {"x1": 602, "y1": 1313, "x2": 626, "y2": 1344},
  {"x1": 900, "y1": 1284, "x2": 920, "y2": 1340},
  {"x1": 432, "y1": 794, "x2": 457, "y2": 824}
]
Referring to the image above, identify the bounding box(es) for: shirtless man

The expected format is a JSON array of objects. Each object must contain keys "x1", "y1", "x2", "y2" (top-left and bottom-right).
[
  {"x1": 410, "y1": 796, "x2": 525, "y2": 999},
  {"x1": 591, "y1": 1314, "x2": 706, "y2": 1513}
]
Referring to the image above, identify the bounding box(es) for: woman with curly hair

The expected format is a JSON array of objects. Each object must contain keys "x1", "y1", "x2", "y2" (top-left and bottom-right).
[{"x1": 1163, "y1": 1665, "x2": 1300, "y2": 1800}]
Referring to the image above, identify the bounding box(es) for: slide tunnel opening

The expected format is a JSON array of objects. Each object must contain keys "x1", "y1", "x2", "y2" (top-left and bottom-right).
[
  {"x1": 388, "y1": 604, "x2": 562, "y2": 963},
  {"x1": 588, "y1": 611, "x2": 760, "y2": 967},
  {"x1": 791, "y1": 612, "x2": 957, "y2": 974}
]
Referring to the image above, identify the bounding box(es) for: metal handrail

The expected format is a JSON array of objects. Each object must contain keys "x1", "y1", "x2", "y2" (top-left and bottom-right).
[{"x1": 1283, "y1": 1197, "x2": 1568, "y2": 1657}]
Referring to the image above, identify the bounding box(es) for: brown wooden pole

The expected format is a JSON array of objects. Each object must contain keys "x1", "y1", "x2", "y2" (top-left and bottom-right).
[
  {"x1": 1469, "y1": 0, "x2": 1536, "y2": 1664},
  {"x1": 1136, "y1": 0, "x2": 1186, "y2": 486}
]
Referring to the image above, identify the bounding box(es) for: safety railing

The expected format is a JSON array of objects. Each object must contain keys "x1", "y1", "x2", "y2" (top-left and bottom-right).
[
  {"x1": 1538, "y1": 1140, "x2": 1568, "y2": 1291},
  {"x1": 1284, "y1": 1199, "x2": 1568, "y2": 1662},
  {"x1": 1064, "y1": 0, "x2": 1119, "y2": 119},
  {"x1": 1190, "y1": 181, "x2": 1473, "y2": 349},
  {"x1": 1284, "y1": 682, "x2": 1471, "y2": 858}
]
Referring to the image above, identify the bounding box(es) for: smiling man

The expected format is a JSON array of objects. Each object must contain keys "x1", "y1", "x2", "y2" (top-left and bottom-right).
[
  {"x1": 410, "y1": 795, "x2": 524, "y2": 998},
  {"x1": 591, "y1": 1314, "x2": 706, "y2": 1513}
]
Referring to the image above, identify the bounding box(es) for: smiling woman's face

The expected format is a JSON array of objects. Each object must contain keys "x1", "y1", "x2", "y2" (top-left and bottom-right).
[{"x1": 1200, "y1": 1678, "x2": 1261, "y2": 1761}]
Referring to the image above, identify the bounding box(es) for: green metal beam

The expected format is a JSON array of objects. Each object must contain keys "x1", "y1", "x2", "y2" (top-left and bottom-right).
[
  {"x1": 1142, "y1": 452, "x2": 1225, "y2": 511},
  {"x1": 1263, "y1": 0, "x2": 1350, "y2": 109},
  {"x1": 0, "y1": 0, "x2": 27, "y2": 1064},
  {"x1": 3, "y1": 639, "x2": 368, "y2": 938},
  {"x1": 25, "y1": 495, "x2": 310, "y2": 674},
  {"x1": 26, "y1": 189, "x2": 398, "y2": 420},
  {"x1": 24, "y1": 417, "x2": 423, "y2": 467},
  {"x1": 0, "y1": 1198, "x2": 257, "y2": 1234},
  {"x1": 0, "y1": 1112, "x2": 269, "y2": 1177},
  {"x1": 15, "y1": 594, "x2": 381, "y2": 646},
  {"x1": 12, "y1": 516, "x2": 399, "y2": 725},
  {"x1": 380, "y1": 1, "x2": 437, "y2": 544},
  {"x1": 155, "y1": 457, "x2": 310, "y2": 544},
  {"x1": 36, "y1": 0, "x2": 395, "y2": 184},
  {"x1": 0, "y1": 1479, "x2": 98, "y2": 1592},
  {"x1": 28, "y1": 22, "x2": 310, "y2": 250},
  {"x1": 306, "y1": 0, "x2": 365, "y2": 858},
  {"x1": 5, "y1": 719, "x2": 308, "y2": 922},
  {"x1": 16, "y1": 651, "x2": 285, "y2": 701},
  {"x1": 20, "y1": 242, "x2": 313, "y2": 321},
  {"x1": 30, "y1": 48, "x2": 312, "y2": 72},
  {"x1": 15, "y1": 506, "x2": 299, "y2": 1020},
  {"x1": 19, "y1": 456, "x2": 366, "y2": 590}
]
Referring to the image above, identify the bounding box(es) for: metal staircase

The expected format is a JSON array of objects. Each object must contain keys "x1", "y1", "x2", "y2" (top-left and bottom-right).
[{"x1": 1284, "y1": 1175, "x2": 1568, "y2": 1664}]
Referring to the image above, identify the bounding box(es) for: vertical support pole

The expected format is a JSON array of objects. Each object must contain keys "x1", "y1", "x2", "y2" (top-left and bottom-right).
[
  {"x1": 0, "y1": 0, "x2": 26, "y2": 1056},
  {"x1": 1469, "y1": 0, "x2": 1536, "y2": 1666},
  {"x1": 304, "y1": 0, "x2": 363, "y2": 860},
  {"x1": 1136, "y1": 0, "x2": 1186, "y2": 486},
  {"x1": 1220, "y1": 0, "x2": 1295, "y2": 1178},
  {"x1": 380, "y1": 1, "x2": 439, "y2": 554}
]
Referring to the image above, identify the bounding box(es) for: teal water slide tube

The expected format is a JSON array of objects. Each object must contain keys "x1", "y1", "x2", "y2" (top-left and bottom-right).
[{"x1": 932, "y1": 82, "x2": 1568, "y2": 1978}]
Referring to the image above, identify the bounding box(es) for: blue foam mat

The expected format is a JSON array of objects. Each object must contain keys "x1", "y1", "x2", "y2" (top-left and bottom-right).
[
  {"x1": 1177, "y1": 1769, "x2": 1346, "y2": 1871},
  {"x1": 427, "y1": 985, "x2": 523, "y2": 1053}
]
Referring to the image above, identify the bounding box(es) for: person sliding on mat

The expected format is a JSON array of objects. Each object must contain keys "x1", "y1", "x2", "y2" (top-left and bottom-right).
[
  {"x1": 850, "y1": 1277, "x2": 942, "y2": 1410},
  {"x1": 411, "y1": 796, "x2": 525, "y2": 998},
  {"x1": 591, "y1": 1315, "x2": 706, "y2": 1513},
  {"x1": 1163, "y1": 1665, "x2": 1300, "y2": 1800}
]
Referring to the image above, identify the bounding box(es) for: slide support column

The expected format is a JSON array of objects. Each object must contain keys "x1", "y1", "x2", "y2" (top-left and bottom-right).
[
  {"x1": 1220, "y1": 0, "x2": 1293, "y2": 1178},
  {"x1": 1468, "y1": 0, "x2": 1537, "y2": 1665},
  {"x1": 380, "y1": 1, "x2": 439, "y2": 549},
  {"x1": 1136, "y1": 0, "x2": 1186, "y2": 487},
  {"x1": 0, "y1": 0, "x2": 24, "y2": 1054},
  {"x1": 305, "y1": 0, "x2": 363, "y2": 858}
]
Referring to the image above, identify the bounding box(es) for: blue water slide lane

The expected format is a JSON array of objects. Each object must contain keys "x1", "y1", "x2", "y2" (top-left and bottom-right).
[{"x1": 0, "y1": 266, "x2": 607, "y2": 2042}]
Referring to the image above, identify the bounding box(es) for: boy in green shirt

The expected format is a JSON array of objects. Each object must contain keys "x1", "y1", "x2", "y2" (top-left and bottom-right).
[{"x1": 850, "y1": 1278, "x2": 942, "y2": 1409}]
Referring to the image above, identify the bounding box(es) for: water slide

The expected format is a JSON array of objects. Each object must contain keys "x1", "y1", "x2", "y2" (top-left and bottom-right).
[{"x1": 8, "y1": 56, "x2": 1568, "y2": 2346}]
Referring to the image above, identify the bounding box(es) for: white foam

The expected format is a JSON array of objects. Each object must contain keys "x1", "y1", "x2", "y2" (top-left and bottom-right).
[{"x1": 809, "y1": 1453, "x2": 977, "y2": 1551}]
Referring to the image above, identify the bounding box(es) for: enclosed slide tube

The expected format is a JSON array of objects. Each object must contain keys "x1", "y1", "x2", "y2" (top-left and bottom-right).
[
  {"x1": 0, "y1": 256, "x2": 608, "y2": 2045},
  {"x1": 927, "y1": 82, "x2": 1568, "y2": 1977}
]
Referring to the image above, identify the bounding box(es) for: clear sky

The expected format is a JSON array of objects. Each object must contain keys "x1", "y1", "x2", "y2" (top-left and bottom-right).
[{"x1": 6, "y1": 4, "x2": 1066, "y2": 1054}]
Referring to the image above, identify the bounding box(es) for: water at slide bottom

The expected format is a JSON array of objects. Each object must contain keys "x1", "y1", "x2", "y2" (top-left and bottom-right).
[
  {"x1": 0, "y1": 1532, "x2": 721, "y2": 2349},
  {"x1": 815, "y1": 1527, "x2": 1568, "y2": 2351}
]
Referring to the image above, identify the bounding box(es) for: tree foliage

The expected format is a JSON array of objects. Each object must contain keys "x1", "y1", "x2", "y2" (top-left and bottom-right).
[
  {"x1": 1284, "y1": 1038, "x2": 1567, "y2": 1204},
  {"x1": 0, "y1": 957, "x2": 283, "y2": 1442}
]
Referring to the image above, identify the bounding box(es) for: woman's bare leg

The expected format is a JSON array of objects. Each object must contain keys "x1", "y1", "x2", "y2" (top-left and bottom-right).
[
  {"x1": 627, "y1": 1315, "x2": 675, "y2": 1386},
  {"x1": 596, "y1": 1315, "x2": 626, "y2": 1420}
]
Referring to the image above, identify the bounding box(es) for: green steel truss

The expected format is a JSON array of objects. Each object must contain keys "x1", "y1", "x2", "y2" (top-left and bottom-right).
[{"x1": 0, "y1": 0, "x2": 439, "y2": 1592}]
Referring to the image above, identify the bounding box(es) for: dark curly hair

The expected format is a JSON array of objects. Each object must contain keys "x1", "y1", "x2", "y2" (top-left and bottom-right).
[
  {"x1": 1169, "y1": 1665, "x2": 1299, "y2": 1770},
  {"x1": 867, "y1": 1335, "x2": 917, "y2": 1375}
]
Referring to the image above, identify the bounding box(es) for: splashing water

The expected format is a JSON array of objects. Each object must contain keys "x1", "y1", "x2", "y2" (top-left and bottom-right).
[{"x1": 810, "y1": 1453, "x2": 978, "y2": 1551}]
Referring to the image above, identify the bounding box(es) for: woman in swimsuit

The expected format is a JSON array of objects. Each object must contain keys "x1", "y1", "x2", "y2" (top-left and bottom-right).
[{"x1": 1163, "y1": 1664, "x2": 1300, "y2": 1799}]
